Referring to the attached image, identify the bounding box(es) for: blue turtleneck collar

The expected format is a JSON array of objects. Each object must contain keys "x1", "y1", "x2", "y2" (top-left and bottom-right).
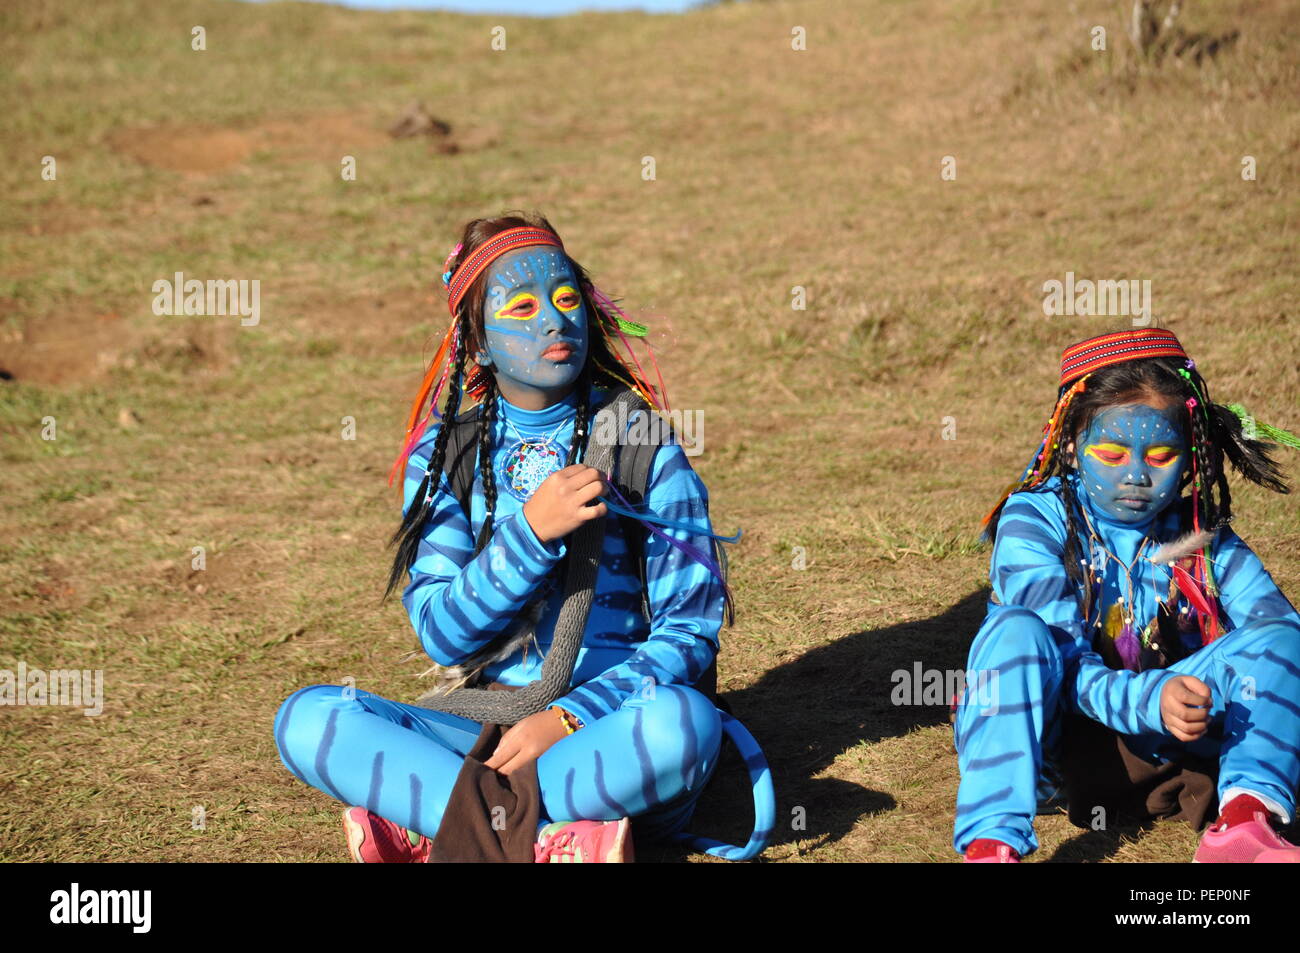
[{"x1": 495, "y1": 385, "x2": 586, "y2": 430}]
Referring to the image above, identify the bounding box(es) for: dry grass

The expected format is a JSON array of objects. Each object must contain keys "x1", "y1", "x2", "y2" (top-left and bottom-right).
[{"x1": 1, "y1": 0, "x2": 1297, "y2": 862}]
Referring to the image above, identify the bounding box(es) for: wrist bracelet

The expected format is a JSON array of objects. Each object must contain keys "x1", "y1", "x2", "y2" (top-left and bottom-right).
[{"x1": 553, "y1": 707, "x2": 581, "y2": 735}]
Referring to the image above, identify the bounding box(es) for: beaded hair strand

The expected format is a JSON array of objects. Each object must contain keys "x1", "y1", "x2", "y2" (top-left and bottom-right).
[
  {"x1": 980, "y1": 373, "x2": 1091, "y2": 537},
  {"x1": 385, "y1": 324, "x2": 469, "y2": 600}
]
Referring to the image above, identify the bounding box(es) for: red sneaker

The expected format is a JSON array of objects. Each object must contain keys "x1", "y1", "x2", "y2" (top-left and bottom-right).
[
  {"x1": 342, "y1": 806, "x2": 432, "y2": 863},
  {"x1": 963, "y1": 838, "x2": 1021, "y2": 863},
  {"x1": 534, "y1": 818, "x2": 633, "y2": 863}
]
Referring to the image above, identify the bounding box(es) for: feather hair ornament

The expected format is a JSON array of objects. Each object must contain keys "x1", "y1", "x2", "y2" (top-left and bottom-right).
[
  {"x1": 1115, "y1": 622, "x2": 1141, "y2": 671},
  {"x1": 1101, "y1": 602, "x2": 1141, "y2": 672},
  {"x1": 1171, "y1": 563, "x2": 1216, "y2": 620},
  {"x1": 1148, "y1": 529, "x2": 1215, "y2": 567},
  {"x1": 1227, "y1": 404, "x2": 1300, "y2": 450}
]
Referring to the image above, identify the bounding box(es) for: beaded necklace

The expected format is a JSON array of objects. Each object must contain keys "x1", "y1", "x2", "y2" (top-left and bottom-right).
[
  {"x1": 1077, "y1": 489, "x2": 1153, "y2": 670},
  {"x1": 499, "y1": 406, "x2": 571, "y2": 503}
]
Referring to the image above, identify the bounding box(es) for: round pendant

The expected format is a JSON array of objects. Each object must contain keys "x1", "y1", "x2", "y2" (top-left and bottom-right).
[{"x1": 501, "y1": 440, "x2": 562, "y2": 502}]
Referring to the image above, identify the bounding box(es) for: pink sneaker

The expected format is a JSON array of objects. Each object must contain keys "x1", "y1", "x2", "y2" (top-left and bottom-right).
[
  {"x1": 342, "y1": 806, "x2": 432, "y2": 863},
  {"x1": 1195, "y1": 811, "x2": 1300, "y2": 864},
  {"x1": 534, "y1": 818, "x2": 633, "y2": 863},
  {"x1": 963, "y1": 838, "x2": 1021, "y2": 863}
]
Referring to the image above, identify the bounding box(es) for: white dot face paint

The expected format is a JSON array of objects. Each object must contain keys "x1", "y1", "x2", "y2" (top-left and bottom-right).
[
  {"x1": 479, "y1": 247, "x2": 589, "y2": 405},
  {"x1": 1076, "y1": 402, "x2": 1187, "y2": 524}
]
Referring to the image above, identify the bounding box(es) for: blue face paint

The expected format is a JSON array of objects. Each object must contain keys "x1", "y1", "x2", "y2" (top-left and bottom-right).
[
  {"x1": 479, "y1": 247, "x2": 589, "y2": 406},
  {"x1": 1075, "y1": 402, "x2": 1187, "y2": 524}
]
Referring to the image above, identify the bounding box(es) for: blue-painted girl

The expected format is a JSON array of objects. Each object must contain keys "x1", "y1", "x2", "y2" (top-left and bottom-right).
[
  {"x1": 954, "y1": 328, "x2": 1300, "y2": 863},
  {"x1": 273, "y1": 213, "x2": 773, "y2": 862}
]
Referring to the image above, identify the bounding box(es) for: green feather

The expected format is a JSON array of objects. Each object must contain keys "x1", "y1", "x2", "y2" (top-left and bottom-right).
[{"x1": 1229, "y1": 403, "x2": 1300, "y2": 451}]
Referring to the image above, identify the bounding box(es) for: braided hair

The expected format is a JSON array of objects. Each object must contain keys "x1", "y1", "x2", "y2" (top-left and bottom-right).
[
  {"x1": 986, "y1": 356, "x2": 1290, "y2": 619},
  {"x1": 384, "y1": 212, "x2": 647, "y2": 600}
]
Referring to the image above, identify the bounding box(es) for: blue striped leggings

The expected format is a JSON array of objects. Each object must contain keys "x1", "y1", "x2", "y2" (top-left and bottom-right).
[
  {"x1": 953, "y1": 606, "x2": 1300, "y2": 856},
  {"x1": 274, "y1": 682, "x2": 723, "y2": 842}
]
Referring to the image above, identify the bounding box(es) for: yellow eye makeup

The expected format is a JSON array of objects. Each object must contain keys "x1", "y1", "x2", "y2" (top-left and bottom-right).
[
  {"x1": 552, "y1": 285, "x2": 581, "y2": 313},
  {"x1": 1084, "y1": 443, "x2": 1130, "y2": 467},
  {"x1": 1144, "y1": 446, "x2": 1180, "y2": 468},
  {"x1": 493, "y1": 292, "x2": 539, "y2": 321}
]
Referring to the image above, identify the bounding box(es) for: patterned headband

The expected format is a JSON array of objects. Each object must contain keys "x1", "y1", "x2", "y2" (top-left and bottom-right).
[
  {"x1": 1059, "y1": 328, "x2": 1187, "y2": 389},
  {"x1": 983, "y1": 329, "x2": 1188, "y2": 532},
  {"x1": 444, "y1": 226, "x2": 565, "y2": 318}
]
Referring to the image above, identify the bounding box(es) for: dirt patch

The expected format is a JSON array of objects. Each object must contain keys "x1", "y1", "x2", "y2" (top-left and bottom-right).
[
  {"x1": 132, "y1": 321, "x2": 235, "y2": 377},
  {"x1": 110, "y1": 111, "x2": 391, "y2": 175},
  {"x1": 19, "y1": 203, "x2": 109, "y2": 240},
  {"x1": 291, "y1": 286, "x2": 440, "y2": 358},
  {"x1": 155, "y1": 549, "x2": 251, "y2": 597},
  {"x1": 0, "y1": 299, "x2": 131, "y2": 387},
  {"x1": 0, "y1": 297, "x2": 235, "y2": 388},
  {"x1": 0, "y1": 558, "x2": 89, "y2": 618}
]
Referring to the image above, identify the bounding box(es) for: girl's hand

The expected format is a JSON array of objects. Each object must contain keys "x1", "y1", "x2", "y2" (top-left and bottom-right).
[
  {"x1": 1161, "y1": 675, "x2": 1212, "y2": 742},
  {"x1": 484, "y1": 708, "x2": 574, "y2": 776},
  {"x1": 521, "y1": 465, "x2": 607, "y2": 544}
]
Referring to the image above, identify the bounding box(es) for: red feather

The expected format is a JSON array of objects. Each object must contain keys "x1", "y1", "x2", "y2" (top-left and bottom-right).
[{"x1": 1172, "y1": 563, "x2": 1214, "y2": 618}]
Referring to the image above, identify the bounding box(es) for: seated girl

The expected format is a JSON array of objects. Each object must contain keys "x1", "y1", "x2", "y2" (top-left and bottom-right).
[
  {"x1": 955, "y1": 328, "x2": 1300, "y2": 863},
  {"x1": 273, "y1": 213, "x2": 771, "y2": 862}
]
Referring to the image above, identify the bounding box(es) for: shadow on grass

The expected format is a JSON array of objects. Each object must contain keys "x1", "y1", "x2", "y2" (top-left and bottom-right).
[
  {"x1": 643, "y1": 587, "x2": 993, "y2": 862},
  {"x1": 1038, "y1": 808, "x2": 1300, "y2": 864},
  {"x1": 1039, "y1": 814, "x2": 1157, "y2": 863}
]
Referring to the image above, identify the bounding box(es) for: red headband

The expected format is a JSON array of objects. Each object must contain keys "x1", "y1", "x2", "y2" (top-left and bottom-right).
[
  {"x1": 444, "y1": 226, "x2": 565, "y2": 318},
  {"x1": 1059, "y1": 328, "x2": 1187, "y2": 388}
]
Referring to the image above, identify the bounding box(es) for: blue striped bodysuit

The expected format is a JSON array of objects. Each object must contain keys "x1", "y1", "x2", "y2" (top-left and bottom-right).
[
  {"x1": 274, "y1": 385, "x2": 729, "y2": 843},
  {"x1": 954, "y1": 473, "x2": 1300, "y2": 856}
]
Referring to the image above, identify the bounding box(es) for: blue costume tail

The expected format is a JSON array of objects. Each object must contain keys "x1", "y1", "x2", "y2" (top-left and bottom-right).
[{"x1": 667, "y1": 711, "x2": 776, "y2": 861}]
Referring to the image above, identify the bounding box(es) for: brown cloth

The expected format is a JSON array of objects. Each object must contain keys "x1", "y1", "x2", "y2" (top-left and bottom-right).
[
  {"x1": 1056, "y1": 714, "x2": 1219, "y2": 831},
  {"x1": 426, "y1": 719, "x2": 541, "y2": 863},
  {"x1": 426, "y1": 661, "x2": 723, "y2": 862}
]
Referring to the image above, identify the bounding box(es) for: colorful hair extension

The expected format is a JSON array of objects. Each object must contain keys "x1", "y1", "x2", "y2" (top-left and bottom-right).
[
  {"x1": 1183, "y1": 395, "x2": 1214, "y2": 642},
  {"x1": 1176, "y1": 361, "x2": 1232, "y2": 643},
  {"x1": 587, "y1": 283, "x2": 670, "y2": 412},
  {"x1": 980, "y1": 374, "x2": 1091, "y2": 532},
  {"x1": 387, "y1": 321, "x2": 459, "y2": 486}
]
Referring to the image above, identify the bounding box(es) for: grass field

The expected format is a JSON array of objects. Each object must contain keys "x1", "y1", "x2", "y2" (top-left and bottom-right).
[{"x1": 1, "y1": 0, "x2": 1297, "y2": 862}]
